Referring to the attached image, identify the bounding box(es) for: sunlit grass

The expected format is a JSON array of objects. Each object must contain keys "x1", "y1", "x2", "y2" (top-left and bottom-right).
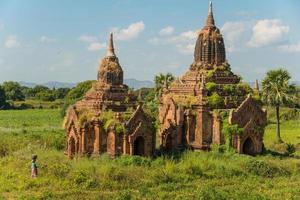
[{"x1": 0, "y1": 109, "x2": 299, "y2": 199}]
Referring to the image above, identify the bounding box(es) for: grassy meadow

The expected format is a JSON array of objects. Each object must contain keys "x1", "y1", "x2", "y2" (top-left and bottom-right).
[{"x1": 0, "y1": 109, "x2": 299, "y2": 199}]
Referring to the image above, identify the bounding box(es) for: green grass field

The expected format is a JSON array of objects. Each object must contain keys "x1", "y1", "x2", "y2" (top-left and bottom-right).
[{"x1": 0, "y1": 109, "x2": 299, "y2": 199}]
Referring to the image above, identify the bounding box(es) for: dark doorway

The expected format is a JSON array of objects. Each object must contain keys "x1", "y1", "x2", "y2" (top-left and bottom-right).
[
  {"x1": 69, "y1": 137, "x2": 76, "y2": 157},
  {"x1": 243, "y1": 137, "x2": 255, "y2": 155},
  {"x1": 134, "y1": 136, "x2": 145, "y2": 156},
  {"x1": 165, "y1": 134, "x2": 172, "y2": 151}
]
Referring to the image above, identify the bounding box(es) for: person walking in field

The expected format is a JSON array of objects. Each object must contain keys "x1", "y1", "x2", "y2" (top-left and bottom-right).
[{"x1": 31, "y1": 154, "x2": 38, "y2": 178}]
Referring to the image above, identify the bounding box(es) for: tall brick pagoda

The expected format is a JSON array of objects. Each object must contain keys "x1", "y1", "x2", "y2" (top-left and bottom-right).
[
  {"x1": 64, "y1": 33, "x2": 155, "y2": 158},
  {"x1": 159, "y1": 2, "x2": 267, "y2": 154}
]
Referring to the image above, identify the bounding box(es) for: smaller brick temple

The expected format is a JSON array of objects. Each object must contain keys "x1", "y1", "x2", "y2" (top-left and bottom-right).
[
  {"x1": 64, "y1": 33, "x2": 156, "y2": 158},
  {"x1": 158, "y1": 2, "x2": 267, "y2": 155}
]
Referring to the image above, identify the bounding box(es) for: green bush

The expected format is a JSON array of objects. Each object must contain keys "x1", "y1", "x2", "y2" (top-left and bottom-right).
[
  {"x1": 116, "y1": 155, "x2": 151, "y2": 167},
  {"x1": 223, "y1": 84, "x2": 234, "y2": 94},
  {"x1": 205, "y1": 82, "x2": 217, "y2": 92},
  {"x1": 286, "y1": 143, "x2": 296, "y2": 155},
  {"x1": 207, "y1": 92, "x2": 224, "y2": 108},
  {"x1": 245, "y1": 160, "x2": 290, "y2": 178},
  {"x1": 115, "y1": 190, "x2": 132, "y2": 200}
]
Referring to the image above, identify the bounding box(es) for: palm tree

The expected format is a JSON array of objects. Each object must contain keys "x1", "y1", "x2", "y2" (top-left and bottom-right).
[
  {"x1": 262, "y1": 69, "x2": 296, "y2": 143},
  {"x1": 154, "y1": 73, "x2": 174, "y2": 97}
]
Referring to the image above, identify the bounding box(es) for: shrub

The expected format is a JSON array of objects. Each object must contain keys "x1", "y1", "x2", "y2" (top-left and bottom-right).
[
  {"x1": 207, "y1": 92, "x2": 224, "y2": 108},
  {"x1": 223, "y1": 84, "x2": 234, "y2": 94},
  {"x1": 73, "y1": 169, "x2": 98, "y2": 189},
  {"x1": 280, "y1": 109, "x2": 300, "y2": 121},
  {"x1": 116, "y1": 155, "x2": 151, "y2": 167},
  {"x1": 205, "y1": 82, "x2": 217, "y2": 92},
  {"x1": 211, "y1": 144, "x2": 227, "y2": 153},
  {"x1": 286, "y1": 143, "x2": 296, "y2": 155},
  {"x1": 245, "y1": 160, "x2": 290, "y2": 178},
  {"x1": 116, "y1": 190, "x2": 132, "y2": 200}
]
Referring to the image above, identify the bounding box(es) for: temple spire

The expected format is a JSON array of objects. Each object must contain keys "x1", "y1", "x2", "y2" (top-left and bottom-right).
[
  {"x1": 106, "y1": 32, "x2": 116, "y2": 57},
  {"x1": 255, "y1": 79, "x2": 260, "y2": 91},
  {"x1": 206, "y1": 1, "x2": 215, "y2": 26}
]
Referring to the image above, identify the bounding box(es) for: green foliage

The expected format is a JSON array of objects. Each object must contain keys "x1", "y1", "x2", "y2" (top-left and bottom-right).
[
  {"x1": 0, "y1": 85, "x2": 6, "y2": 108},
  {"x1": 223, "y1": 84, "x2": 234, "y2": 93},
  {"x1": 154, "y1": 73, "x2": 174, "y2": 95},
  {"x1": 100, "y1": 110, "x2": 126, "y2": 134},
  {"x1": 280, "y1": 108, "x2": 300, "y2": 121},
  {"x1": 205, "y1": 82, "x2": 217, "y2": 92},
  {"x1": 65, "y1": 80, "x2": 95, "y2": 101},
  {"x1": 116, "y1": 155, "x2": 151, "y2": 167},
  {"x1": 221, "y1": 111, "x2": 243, "y2": 148},
  {"x1": 207, "y1": 92, "x2": 224, "y2": 108},
  {"x1": 61, "y1": 80, "x2": 95, "y2": 116},
  {"x1": 237, "y1": 82, "x2": 252, "y2": 94},
  {"x1": 173, "y1": 94, "x2": 198, "y2": 108},
  {"x1": 77, "y1": 109, "x2": 95, "y2": 127},
  {"x1": 245, "y1": 160, "x2": 290, "y2": 178},
  {"x1": 262, "y1": 68, "x2": 297, "y2": 142},
  {"x1": 285, "y1": 143, "x2": 296, "y2": 155},
  {"x1": 262, "y1": 68, "x2": 296, "y2": 107},
  {"x1": 2, "y1": 81, "x2": 25, "y2": 101},
  {"x1": 206, "y1": 70, "x2": 215, "y2": 78}
]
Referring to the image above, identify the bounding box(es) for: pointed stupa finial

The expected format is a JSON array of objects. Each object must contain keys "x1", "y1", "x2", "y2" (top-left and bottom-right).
[
  {"x1": 209, "y1": 1, "x2": 212, "y2": 13},
  {"x1": 106, "y1": 32, "x2": 116, "y2": 57},
  {"x1": 206, "y1": 1, "x2": 215, "y2": 26},
  {"x1": 255, "y1": 79, "x2": 260, "y2": 91}
]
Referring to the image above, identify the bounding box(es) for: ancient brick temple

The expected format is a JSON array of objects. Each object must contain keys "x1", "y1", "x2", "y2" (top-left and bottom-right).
[
  {"x1": 64, "y1": 2, "x2": 267, "y2": 157},
  {"x1": 64, "y1": 33, "x2": 155, "y2": 158},
  {"x1": 159, "y1": 2, "x2": 267, "y2": 155}
]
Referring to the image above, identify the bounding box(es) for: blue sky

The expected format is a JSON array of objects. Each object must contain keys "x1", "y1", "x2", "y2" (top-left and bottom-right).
[{"x1": 0, "y1": 0, "x2": 300, "y2": 83}]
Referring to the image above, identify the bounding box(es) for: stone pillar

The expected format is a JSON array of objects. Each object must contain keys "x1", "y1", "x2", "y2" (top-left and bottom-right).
[
  {"x1": 81, "y1": 128, "x2": 86, "y2": 154},
  {"x1": 212, "y1": 112, "x2": 222, "y2": 145},
  {"x1": 123, "y1": 134, "x2": 128, "y2": 155},
  {"x1": 129, "y1": 138, "x2": 133, "y2": 155},
  {"x1": 93, "y1": 121, "x2": 101, "y2": 154},
  {"x1": 237, "y1": 136, "x2": 242, "y2": 153},
  {"x1": 194, "y1": 105, "x2": 204, "y2": 148}
]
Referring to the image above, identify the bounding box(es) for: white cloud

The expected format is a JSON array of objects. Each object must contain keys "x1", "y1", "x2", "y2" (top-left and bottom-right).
[
  {"x1": 159, "y1": 26, "x2": 174, "y2": 36},
  {"x1": 87, "y1": 42, "x2": 106, "y2": 51},
  {"x1": 176, "y1": 43, "x2": 194, "y2": 54},
  {"x1": 148, "y1": 30, "x2": 197, "y2": 55},
  {"x1": 114, "y1": 21, "x2": 145, "y2": 41},
  {"x1": 221, "y1": 21, "x2": 247, "y2": 52},
  {"x1": 78, "y1": 35, "x2": 98, "y2": 42},
  {"x1": 168, "y1": 31, "x2": 196, "y2": 43},
  {"x1": 247, "y1": 19, "x2": 289, "y2": 47},
  {"x1": 222, "y1": 21, "x2": 246, "y2": 43},
  {"x1": 278, "y1": 42, "x2": 300, "y2": 53},
  {"x1": 4, "y1": 35, "x2": 20, "y2": 48},
  {"x1": 40, "y1": 36, "x2": 56, "y2": 43}
]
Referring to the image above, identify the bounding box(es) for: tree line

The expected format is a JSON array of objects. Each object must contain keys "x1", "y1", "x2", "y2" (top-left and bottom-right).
[{"x1": 0, "y1": 81, "x2": 96, "y2": 109}]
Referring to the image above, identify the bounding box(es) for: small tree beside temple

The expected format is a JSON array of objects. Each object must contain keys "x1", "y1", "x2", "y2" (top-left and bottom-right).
[{"x1": 262, "y1": 68, "x2": 296, "y2": 143}]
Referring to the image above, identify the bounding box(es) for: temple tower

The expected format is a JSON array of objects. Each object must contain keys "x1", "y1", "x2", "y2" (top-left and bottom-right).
[
  {"x1": 193, "y1": 1, "x2": 226, "y2": 69},
  {"x1": 97, "y1": 33, "x2": 124, "y2": 85}
]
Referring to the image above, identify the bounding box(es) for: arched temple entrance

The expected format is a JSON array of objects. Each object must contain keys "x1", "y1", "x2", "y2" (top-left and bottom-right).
[
  {"x1": 242, "y1": 137, "x2": 255, "y2": 155},
  {"x1": 68, "y1": 137, "x2": 76, "y2": 157},
  {"x1": 133, "y1": 136, "x2": 145, "y2": 156}
]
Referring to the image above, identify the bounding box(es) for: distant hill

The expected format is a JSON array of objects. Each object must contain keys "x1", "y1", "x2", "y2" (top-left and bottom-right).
[
  {"x1": 19, "y1": 81, "x2": 76, "y2": 89},
  {"x1": 18, "y1": 79, "x2": 154, "y2": 89}
]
